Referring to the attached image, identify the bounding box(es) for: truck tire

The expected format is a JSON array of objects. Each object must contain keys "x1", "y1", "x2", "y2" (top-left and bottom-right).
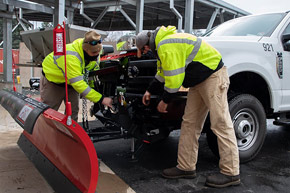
[{"x1": 206, "y1": 94, "x2": 267, "y2": 163}]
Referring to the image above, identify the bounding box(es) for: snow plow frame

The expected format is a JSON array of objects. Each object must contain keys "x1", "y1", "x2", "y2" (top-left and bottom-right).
[{"x1": 0, "y1": 89, "x2": 98, "y2": 193}]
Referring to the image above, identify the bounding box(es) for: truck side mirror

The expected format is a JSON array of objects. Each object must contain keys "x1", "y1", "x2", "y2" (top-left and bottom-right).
[
  {"x1": 282, "y1": 33, "x2": 290, "y2": 51},
  {"x1": 102, "y1": 45, "x2": 114, "y2": 56}
]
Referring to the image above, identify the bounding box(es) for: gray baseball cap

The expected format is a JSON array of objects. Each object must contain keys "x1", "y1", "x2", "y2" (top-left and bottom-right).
[{"x1": 136, "y1": 31, "x2": 150, "y2": 50}]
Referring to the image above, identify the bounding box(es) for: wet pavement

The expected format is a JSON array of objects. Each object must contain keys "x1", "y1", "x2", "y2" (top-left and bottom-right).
[
  {"x1": 1, "y1": 88, "x2": 290, "y2": 192},
  {"x1": 95, "y1": 120, "x2": 290, "y2": 193}
]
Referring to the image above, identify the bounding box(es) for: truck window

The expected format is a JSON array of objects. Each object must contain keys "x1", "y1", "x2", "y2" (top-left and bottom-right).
[
  {"x1": 282, "y1": 23, "x2": 290, "y2": 35},
  {"x1": 204, "y1": 13, "x2": 286, "y2": 37},
  {"x1": 282, "y1": 23, "x2": 290, "y2": 51}
]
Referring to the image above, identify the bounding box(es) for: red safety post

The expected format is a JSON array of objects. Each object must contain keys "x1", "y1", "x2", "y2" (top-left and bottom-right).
[
  {"x1": 12, "y1": 56, "x2": 16, "y2": 92},
  {"x1": 0, "y1": 22, "x2": 100, "y2": 193},
  {"x1": 53, "y1": 22, "x2": 72, "y2": 126}
]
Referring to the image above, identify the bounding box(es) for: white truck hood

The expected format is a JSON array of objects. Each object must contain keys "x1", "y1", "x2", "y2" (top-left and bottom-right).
[
  {"x1": 201, "y1": 36, "x2": 263, "y2": 59},
  {"x1": 200, "y1": 35, "x2": 272, "y2": 76},
  {"x1": 202, "y1": 36, "x2": 262, "y2": 43}
]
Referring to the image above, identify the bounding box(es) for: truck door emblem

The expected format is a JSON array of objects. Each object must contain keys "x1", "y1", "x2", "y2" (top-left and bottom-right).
[{"x1": 276, "y1": 52, "x2": 283, "y2": 79}]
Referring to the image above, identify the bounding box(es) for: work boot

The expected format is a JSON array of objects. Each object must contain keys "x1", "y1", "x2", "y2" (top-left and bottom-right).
[
  {"x1": 162, "y1": 167, "x2": 196, "y2": 179},
  {"x1": 205, "y1": 173, "x2": 240, "y2": 188}
]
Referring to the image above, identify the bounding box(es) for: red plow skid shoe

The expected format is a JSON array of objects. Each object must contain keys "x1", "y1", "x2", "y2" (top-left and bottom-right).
[{"x1": 0, "y1": 89, "x2": 98, "y2": 193}]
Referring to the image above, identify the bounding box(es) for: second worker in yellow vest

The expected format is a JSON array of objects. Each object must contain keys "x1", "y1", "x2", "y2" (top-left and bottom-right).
[{"x1": 136, "y1": 25, "x2": 240, "y2": 188}]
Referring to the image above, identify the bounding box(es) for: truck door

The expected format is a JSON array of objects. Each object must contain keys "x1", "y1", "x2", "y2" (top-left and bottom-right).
[{"x1": 280, "y1": 21, "x2": 290, "y2": 109}]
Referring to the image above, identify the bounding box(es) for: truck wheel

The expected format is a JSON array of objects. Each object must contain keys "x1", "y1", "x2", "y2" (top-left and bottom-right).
[{"x1": 206, "y1": 94, "x2": 267, "y2": 163}]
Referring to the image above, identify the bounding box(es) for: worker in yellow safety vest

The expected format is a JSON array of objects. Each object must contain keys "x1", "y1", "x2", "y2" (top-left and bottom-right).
[
  {"x1": 41, "y1": 31, "x2": 113, "y2": 121},
  {"x1": 136, "y1": 26, "x2": 240, "y2": 188}
]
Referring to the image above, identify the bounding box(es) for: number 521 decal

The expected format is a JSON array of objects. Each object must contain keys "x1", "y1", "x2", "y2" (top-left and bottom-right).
[{"x1": 263, "y1": 43, "x2": 274, "y2": 52}]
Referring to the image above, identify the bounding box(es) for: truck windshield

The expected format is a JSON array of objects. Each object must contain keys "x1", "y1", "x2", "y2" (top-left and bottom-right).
[{"x1": 204, "y1": 13, "x2": 286, "y2": 37}]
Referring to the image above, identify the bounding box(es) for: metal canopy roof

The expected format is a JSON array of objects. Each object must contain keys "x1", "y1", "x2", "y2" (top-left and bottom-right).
[
  {"x1": 0, "y1": 0, "x2": 250, "y2": 82},
  {"x1": 1, "y1": 0, "x2": 251, "y2": 31}
]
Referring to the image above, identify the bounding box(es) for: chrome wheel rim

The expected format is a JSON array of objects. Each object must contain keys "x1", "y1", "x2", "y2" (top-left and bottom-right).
[{"x1": 233, "y1": 108, "x2": 259, "y2": 151}]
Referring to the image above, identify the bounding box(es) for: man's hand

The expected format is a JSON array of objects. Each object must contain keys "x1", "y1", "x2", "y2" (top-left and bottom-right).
[
  {"x1": 157, "y1": 100, "x2": 168, "y2": 113},
  {"x1": 142, "y1": 91, "x2": 151, "y2": 106},
  {"x1": 137, "y1": 48, "x2": 142, "y2": 58},
  {"x1": 102, "y1": 97, "x2": 113, "y2": 108}
]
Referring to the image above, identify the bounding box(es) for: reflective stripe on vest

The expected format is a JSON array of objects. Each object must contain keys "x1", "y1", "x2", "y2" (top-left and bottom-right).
[
  {"x1": 186, "y1": 38, "x2": 202, "y2": 65},
  {"x1": 67, "y1": 50, "x2": 83, "y2": 65},
  {"x1": 80, "y1": 86, "x2": 92, "y2": 98},
  {"x1": 70, "y1": 75, "x2": 83, "y2": 83},
  {"x1": 155, "y1": 74, "x2": 165, "y2": 82},
  {"x1": 157, "y1": 37, "x2": 202, "y2": 66},
  {"x1": 157, "y1": 37, "x2": 202, "y2": 92},
  {"x1": 163, "y1": 67, "x2": 185, "y2": 76},
  {"x1": 53, "y1": 50, "x2": 83, "y2": 79},
  {"x1": 53, "y1": 55, "x2": 65, "y2": 76},
  {"x1": 164, "y1": 87, "x2": 179, "y2": 93}
]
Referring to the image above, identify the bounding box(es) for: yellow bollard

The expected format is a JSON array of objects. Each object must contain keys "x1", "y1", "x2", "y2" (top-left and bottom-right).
[{"x1": 16, "y1": 75, "x2": 20, "y2": 84}]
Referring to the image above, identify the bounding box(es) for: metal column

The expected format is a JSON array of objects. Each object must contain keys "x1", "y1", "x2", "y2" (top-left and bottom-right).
[
  {"x1": 53, "y1": 0, "x2": 66, "y2": 26},
  {"x1": 184, "y1": 0, "x2": 194, "y2": 34},
  {"x1": 136, "y1": 0, "x2": 144, "y2": 34},
  {"x1": 67, "y1": 9, "x2": 74, "y2": 24},
  {"x1": 170, "y1": 0, "x2": 182, "y2": 32},
  {"x1": 3, "y1": 17, "x2": 13, "y2": 82},
  {"x1": 219, "y1": 9, "x2": 225, "y2": 23}
]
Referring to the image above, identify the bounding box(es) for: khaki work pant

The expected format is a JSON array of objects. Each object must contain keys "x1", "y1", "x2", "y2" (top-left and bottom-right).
[
  {"x1": 40, "y1": 74, "x2": 79, "y2": 121},
  {"x1": 177, "y1": 66, "x2": 240, "y2": 176}
]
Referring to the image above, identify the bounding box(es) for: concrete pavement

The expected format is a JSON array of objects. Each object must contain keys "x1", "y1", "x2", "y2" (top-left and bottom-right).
[{"x1": 0, "y1": 98, "x2": 135, "y2": 193}]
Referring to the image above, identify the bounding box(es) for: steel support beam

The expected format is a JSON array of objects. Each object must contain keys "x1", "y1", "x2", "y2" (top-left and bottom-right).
[
  {"x1": 136, "y1": 0, "x2": 144, "y2": 34},
  {"x1": 19, "y1": 8, "x2": 27, "y2": 30},
  {"x1": 206, "y1": 8, "x2": 219, "y2": 32},
  {"x1": 184, "y1": 0, "x2": 194, "y2": 33},
  {"x1": 170, "y1": 0, "x2": 182, "y2": 32},
  {"x1": 121, "y1": 0, "x2": 136, "y2": 6},
  {"x1": 0, "y1": 0, "x2": 54, "y2": 14},
  {"x1": 206, "y1": 0, "x2": 250, "y2": 15},
  {"x1": 3, "y1": 17, "x2": 13, "y2": 82},
  {"x1": 80, "y1": 1, "x2": 94, "y2": 26},
  {"x1": 53, "y1": 0, "x2": 65, "y2": 27},
  {"x1": 85, "y1": 1, "x2": 131, "y2": 8},
  {"x1": 18, "y1": 8, "x2": 32, "y2": 31},
  {"x1": 219, "y1": 8, "x2": 225, "y2": 23},
  {"x1": 196, "y1": 0, "x2": 250, "y2": 16},
  {"x1": 0, "y1": 23, "x2": 20, "y2": 47},
  {"x1": 0, "y1": 10, "x2": 13, "y2": 18},
  {"x1": 67, "y1": 10, "x2": 74, "y2": 24},
  {"x1": 92, "y1": 7, "x2": 109, "y2": 29},
  {"x1": 120, "y1": 7, "x2": 136, "y2": 29}
]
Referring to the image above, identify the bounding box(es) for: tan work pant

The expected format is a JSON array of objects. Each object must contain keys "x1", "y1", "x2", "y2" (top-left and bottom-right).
[
  {"x1": 40, "y1": 74, "x2": 79, "y2": 121},
  {"x1": 177, "y1": 66, "x2": 240, "y2": 176}
]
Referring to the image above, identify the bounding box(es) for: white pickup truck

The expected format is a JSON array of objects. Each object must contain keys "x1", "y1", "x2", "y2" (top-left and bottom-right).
[{"x1": 202, "y1": 11, "x2": 290, "y2": 163}]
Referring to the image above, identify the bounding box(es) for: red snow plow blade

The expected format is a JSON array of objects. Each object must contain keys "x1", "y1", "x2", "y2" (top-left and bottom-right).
[{"x1": 0, "y1": 89, "x2": 98, "y2": 193}]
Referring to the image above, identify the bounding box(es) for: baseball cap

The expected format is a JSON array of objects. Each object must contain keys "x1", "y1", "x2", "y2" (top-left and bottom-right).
[
  {"x1": 82, "y1": 31, "x2": 102, "y2": 53},
  {"x1": 136, "y1": 31, "x2": 150, "y2": 50}
]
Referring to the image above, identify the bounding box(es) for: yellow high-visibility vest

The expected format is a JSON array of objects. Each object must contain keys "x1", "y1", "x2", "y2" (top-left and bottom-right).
[
  {"x1": 155, "y1": 26, "x2": 222, "y2": 93},
  {"x1": 42, "y1": 38, "x2": 102, "y2": 103}
]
